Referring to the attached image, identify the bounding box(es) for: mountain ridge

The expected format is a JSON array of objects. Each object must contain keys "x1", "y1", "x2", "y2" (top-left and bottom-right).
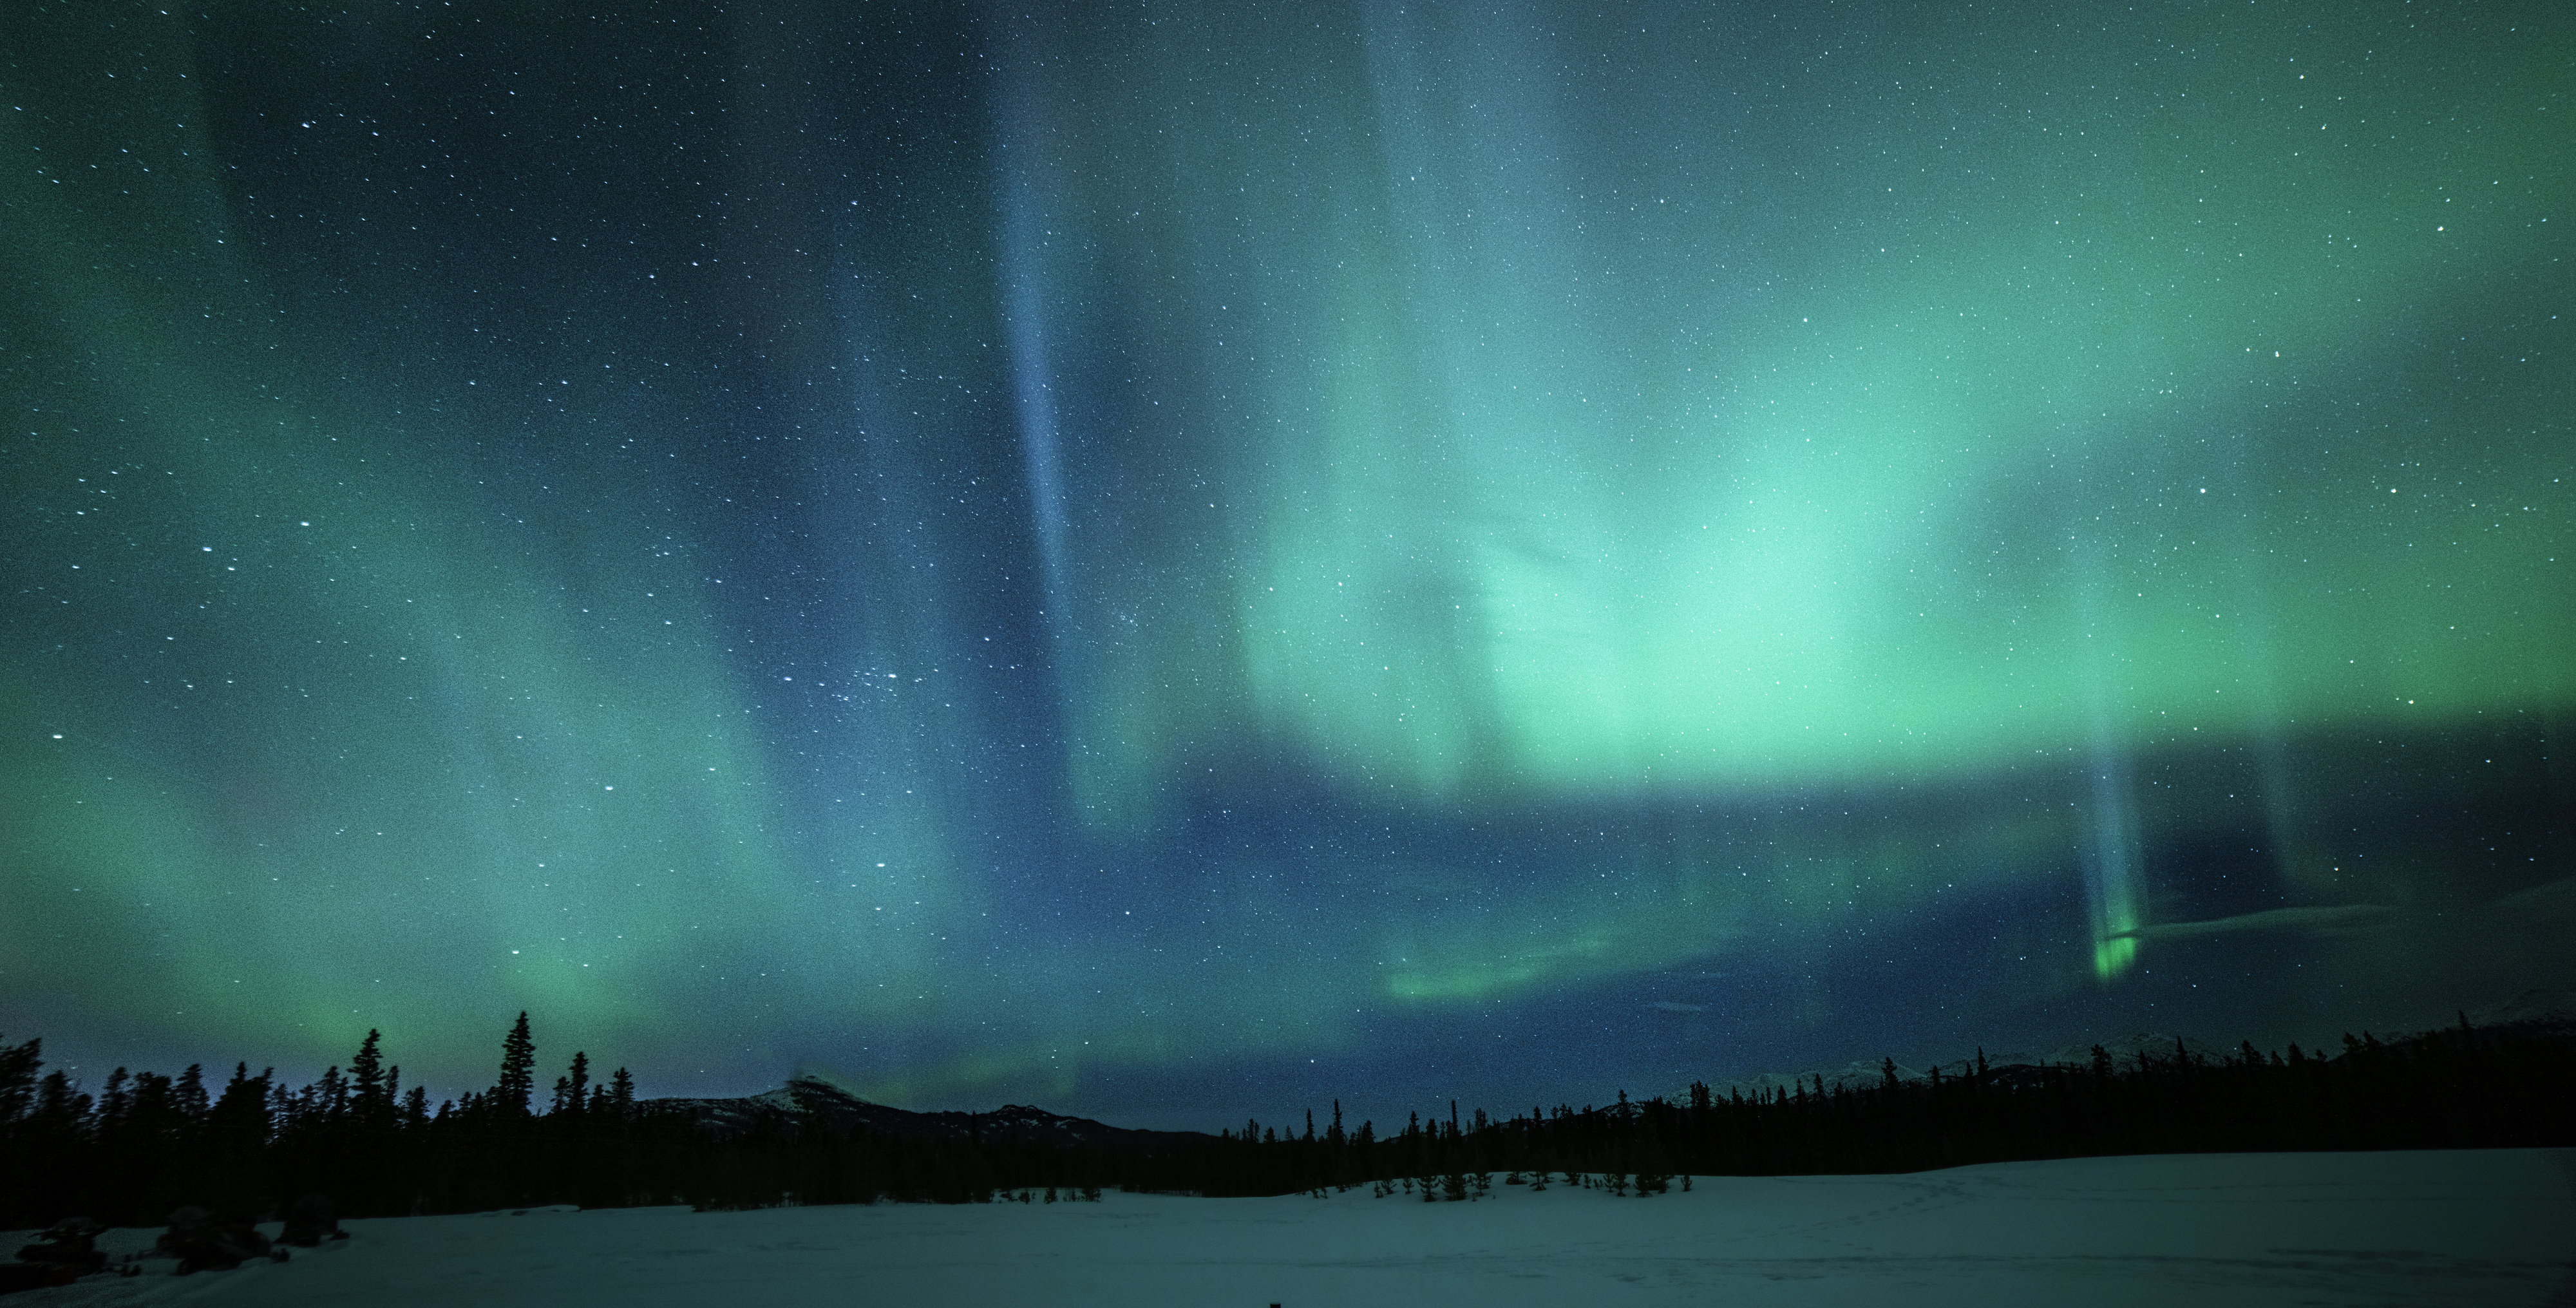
[
  {"x1": 643, "y1": 990, "x2": 2576, "y2": 1139},
  {"x1": 643, "y1": 1076, "x2": 1215, "y2": 1151}
]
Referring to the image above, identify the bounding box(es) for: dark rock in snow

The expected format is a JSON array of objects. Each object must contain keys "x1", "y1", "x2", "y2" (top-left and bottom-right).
[
  {"x1": 3, "y1": 1217, "x2": 111, "y2": 1294},
  {"x1": 280, "y1": 1193, "x2": 349, "y2": 1247},
  {"x1": 14, "y1": 1215, "x2": 106, "y2": 1275},
  {"x1": 156, "y1": 1206, "x2": 287, "y2": 1275}
]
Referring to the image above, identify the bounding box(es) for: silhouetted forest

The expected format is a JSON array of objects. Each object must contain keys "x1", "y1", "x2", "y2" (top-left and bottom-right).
[{"x1": 5, "y1": 1012, "x2": 2570, "y2": 1228}]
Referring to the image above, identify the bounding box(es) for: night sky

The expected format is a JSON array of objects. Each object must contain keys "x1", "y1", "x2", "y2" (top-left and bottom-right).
[{"x1": 4, "y1": 0, "x2": 2570, "y2": 1131}]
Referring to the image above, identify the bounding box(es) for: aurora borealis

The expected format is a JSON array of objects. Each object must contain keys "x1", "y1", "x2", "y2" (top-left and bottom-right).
[{"x1": 3, "y1": 0, "x2": 2570, "y2": 1129}]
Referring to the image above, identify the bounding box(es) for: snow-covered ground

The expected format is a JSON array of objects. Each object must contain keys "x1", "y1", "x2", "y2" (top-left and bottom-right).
[{"x1": 12, "y1": 1148, "x2": 2573, "y2": 1307}]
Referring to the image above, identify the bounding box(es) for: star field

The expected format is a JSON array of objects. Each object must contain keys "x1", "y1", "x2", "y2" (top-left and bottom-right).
[{"x1": 2, "y1": 0, "x2": 2569, "y2": 1129}]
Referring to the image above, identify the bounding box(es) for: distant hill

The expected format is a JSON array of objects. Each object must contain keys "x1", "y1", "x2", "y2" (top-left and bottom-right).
[
  {"x1": 642, "y1": 1074, "x2": 1215, "y2": 1152},
  {"x1": 2464, "y1": 988, "x2": 2576, "y2": 1033},
  {"x1": 645, "y1": 990, "x2": 2576, "y2": 1143},
  {"x1": 1709, "y1": 1033, "x2": 2235, "y2": 1099},
  {"x1": 1700, "y1": 990, "x2": 2576, "y2": 1104}
]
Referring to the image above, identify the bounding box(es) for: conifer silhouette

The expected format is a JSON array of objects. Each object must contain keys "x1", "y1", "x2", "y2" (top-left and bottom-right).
[
  {"x1": 551, "y1": 1051, "x2": 592, "y2": 1117},
  {"x1": 495, "y1": 1012, "x2": 536, "y2": 1116},
  {"x1": 350, "y1": 1030, "x2": 393, "y2": 1126},
  {"x1": 6, "y1": 1005, "x2": 2575, "y2": 1224}
]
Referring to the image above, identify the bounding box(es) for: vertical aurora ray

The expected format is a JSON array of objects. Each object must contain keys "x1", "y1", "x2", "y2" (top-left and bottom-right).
[
  {"x1": 2083, "y1": 750, "x2": 2145, "y2": 981},
  {"x1": 990, "y1": 48, "x2": 1078, "y2": 666},
  {"x1": 999, "y1": 191, "x2": 1076, "y2": 653}
]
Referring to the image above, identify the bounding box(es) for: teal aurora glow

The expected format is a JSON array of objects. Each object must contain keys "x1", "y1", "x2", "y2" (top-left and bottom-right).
[{"x1": 3, "y1": 0, "x2": 2568, "y2": 1128}]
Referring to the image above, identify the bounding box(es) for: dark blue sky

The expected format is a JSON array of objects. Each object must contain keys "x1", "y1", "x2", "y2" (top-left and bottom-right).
[{"x1": 3, "y1": 0, "x2": 2570, "y2": 1130}]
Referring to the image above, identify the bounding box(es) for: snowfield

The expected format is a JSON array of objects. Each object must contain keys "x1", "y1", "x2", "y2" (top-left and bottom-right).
[{"x1": 12, "y1": 1148, "x2": 2573, "y2": 1307}]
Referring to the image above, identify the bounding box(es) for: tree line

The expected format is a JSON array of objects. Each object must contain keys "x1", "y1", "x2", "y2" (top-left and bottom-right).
[{"x1": 5, "y1": 1012, "x2": 2569, "y2": 1227}]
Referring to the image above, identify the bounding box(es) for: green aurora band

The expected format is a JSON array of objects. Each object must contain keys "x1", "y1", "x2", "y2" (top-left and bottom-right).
[
  {"x1": 2, "y1": 0, "x2": 2569, "y2": 1118},
  {"x1": 1008, "y1": 1, "x2": 2573, "y2": 992},
  {"x1": 1034, "y1": 4, "x2": 2571, "y2": 801}
]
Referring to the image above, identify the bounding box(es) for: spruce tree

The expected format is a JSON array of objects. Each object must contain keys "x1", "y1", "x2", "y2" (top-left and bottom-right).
[
  {"x1": 211, "y1": 1065, "x2": 270, "y2": 1144},
  {"x1": 350, "y1": 1030, "x2": 393, "y2": 1126},
  {"x1": 495, "y1": 1012, "x2": 536, "y2": 1116},
  {"x1": 99, "y1": 1068, "x2": 131, "y2": 1128},
  {"x1": 173, "y1": 1061, "x2": 207, "y2": 1123},
  {"x1": 0, "y1": 1036, "x2": 39, "y2": 1128},
  {"x1": 315, "y1": 1065, "x2": 349, "y2": 1123}
]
